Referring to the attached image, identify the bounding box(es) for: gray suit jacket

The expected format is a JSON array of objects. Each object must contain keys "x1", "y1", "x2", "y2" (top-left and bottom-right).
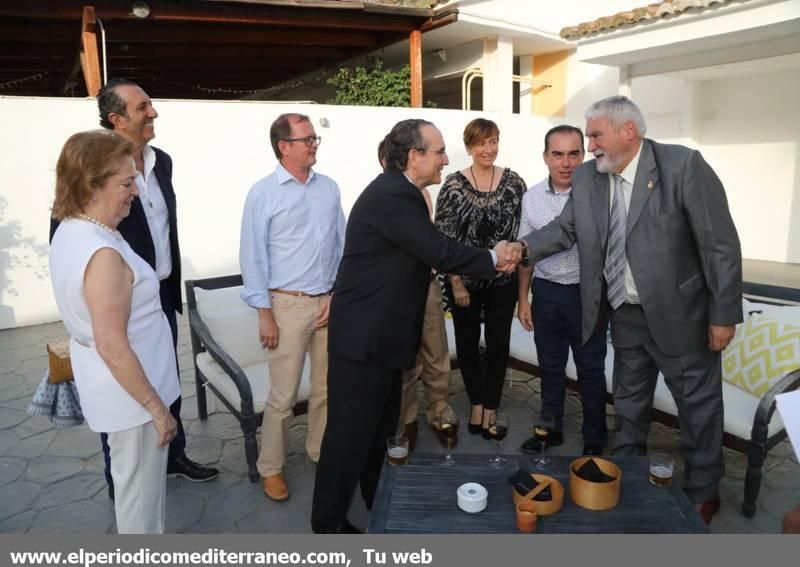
[{"x1": 521, "y1": 139, "x2": 742, "y2": 357}]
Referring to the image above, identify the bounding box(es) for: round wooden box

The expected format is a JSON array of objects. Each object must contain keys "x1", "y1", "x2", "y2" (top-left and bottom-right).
[
  {"x1": 511, "y1": 473, "x2": 564, "y2": 516},
  {"x1": 569, "y1": 457, "x2": 621, "y2": 511}
]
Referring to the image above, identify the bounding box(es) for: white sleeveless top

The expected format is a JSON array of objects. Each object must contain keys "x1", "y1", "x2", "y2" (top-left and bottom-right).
[{"x1": 49, "y1": 218, "x2": 179, "y2": 432}]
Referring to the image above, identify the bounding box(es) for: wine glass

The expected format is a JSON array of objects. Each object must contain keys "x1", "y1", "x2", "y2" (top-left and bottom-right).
[
  {"x1": 531, "y1": 415, "x2": 555, "y2": 470},
  {"x1": 487, "y1": 412, "x2": 510, "y2": 468},
  {"x1": 439, "y1": 414, "x2": 459, "y2": 466}
]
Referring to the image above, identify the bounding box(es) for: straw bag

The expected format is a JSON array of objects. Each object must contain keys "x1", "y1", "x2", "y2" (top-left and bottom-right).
[{"x1": 47, "y1": 338, "x2": 74, "y2": 384}]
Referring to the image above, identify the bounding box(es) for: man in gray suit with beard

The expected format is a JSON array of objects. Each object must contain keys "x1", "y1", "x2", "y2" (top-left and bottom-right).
[{"x1": 519, "y1": 96, "x2": 742, "y2": 525}]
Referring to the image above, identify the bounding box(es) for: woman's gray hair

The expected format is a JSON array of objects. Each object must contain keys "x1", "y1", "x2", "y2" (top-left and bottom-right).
[{"x1": 585, "y1": 96, "x2": 647, "y2": 137}]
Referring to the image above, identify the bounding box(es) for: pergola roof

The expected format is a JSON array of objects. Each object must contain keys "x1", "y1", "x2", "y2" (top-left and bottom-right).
[{"x1": 0, "y1": 0, "x2": 445, "y2": 99}]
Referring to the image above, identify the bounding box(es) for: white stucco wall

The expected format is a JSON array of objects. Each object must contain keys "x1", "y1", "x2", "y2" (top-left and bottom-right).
[
  {"x1": 0, "y1": 97, "x2": 558, "y2": 329},
  {"x1": 694, "y1": 69, "x2": 800, "y2": 264}
]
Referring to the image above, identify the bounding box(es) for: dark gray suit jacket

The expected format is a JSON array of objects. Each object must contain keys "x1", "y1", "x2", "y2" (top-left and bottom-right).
[{"x1": 521, "y1": 139, "x2": 742, "y2": 357}]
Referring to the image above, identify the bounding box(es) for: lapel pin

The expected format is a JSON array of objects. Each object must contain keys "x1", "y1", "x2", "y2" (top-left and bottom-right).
[{"x1": 647, "y1": 180, "x2": 654, "y2": 189}]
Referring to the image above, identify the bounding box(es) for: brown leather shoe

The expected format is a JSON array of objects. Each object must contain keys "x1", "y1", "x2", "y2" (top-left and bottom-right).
[
  {"x1": 695, "y1": 496, "x2": 720, "y2": 525},
  {"x1": 402, "y1": 421, "x2": 418, "y2": 452},
  {"x1": 262, "y1": 473, "x2": 289, "y2": 501}
]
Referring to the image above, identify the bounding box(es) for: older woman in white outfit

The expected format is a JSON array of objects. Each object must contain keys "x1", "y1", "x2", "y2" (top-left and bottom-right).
[{"x1": 49, "y1": 130, "x2": 178, "y2": 534}]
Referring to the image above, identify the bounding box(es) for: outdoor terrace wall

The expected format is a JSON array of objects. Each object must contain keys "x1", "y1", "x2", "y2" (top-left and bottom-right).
[{"x1": 0, "y1": 97, "x2": 558, "y2": 329}]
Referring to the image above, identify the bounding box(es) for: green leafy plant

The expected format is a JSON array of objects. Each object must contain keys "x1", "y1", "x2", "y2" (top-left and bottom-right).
[{"x1": 327, "y1": 57, "x2": 411, "y2": 107}]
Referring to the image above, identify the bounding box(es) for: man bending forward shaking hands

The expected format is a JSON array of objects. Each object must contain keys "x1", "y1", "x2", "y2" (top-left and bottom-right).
[
  {"x1": 311, "y1": 119, "x2": 523, "y2": 534},
  {"x1": 520, "y1": 96, "x2": 741, "y2": 525},
  {"x1": 240, "y1": 113, "x2": 346, "y2": 501}
]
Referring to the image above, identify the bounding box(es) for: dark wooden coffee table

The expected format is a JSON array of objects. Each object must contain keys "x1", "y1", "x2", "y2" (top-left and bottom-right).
[{"x1": 368, "y1": 453, "x2": 709, "y2": 533}]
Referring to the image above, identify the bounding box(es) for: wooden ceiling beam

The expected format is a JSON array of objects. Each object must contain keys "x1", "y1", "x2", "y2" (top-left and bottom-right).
[
  {"x1": 107, "y1": 43, "x2": 351, "y2": 60},
  {"x1": 80, "y1": 6, "x2": 101, "y2": 97},
  {"x1": 109, "y1": 59, "x2": 320, "y2": 71},
  {"x1": 0, "y1": 21, "x2": 78, "y2": 42},
  {"x1": 101, "y1": 22, "x2": 383, "y2": 47},
  {"x1": 0, "y1": 1, "x2": 423, "y2": 32}
]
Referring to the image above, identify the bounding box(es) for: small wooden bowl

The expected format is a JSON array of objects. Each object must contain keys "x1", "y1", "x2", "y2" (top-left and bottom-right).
[
  {"x1": 511, "y1": 473, "x2": 564, "y2": 516},
  {"x1": 569, "y1": 457, "x2": 621, "y2": 511}
]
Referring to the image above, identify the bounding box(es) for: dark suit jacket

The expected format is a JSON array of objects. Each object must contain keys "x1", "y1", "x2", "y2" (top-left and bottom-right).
[
  {"x1": 328, "y1": 170, "x2": 496, "y2": 370},
  {"x1": 521, "y1": 139, "x2": 742, "y2": 357},
  {"x1": 50, "y1": 145, "x2": 182, "y2": 313}
]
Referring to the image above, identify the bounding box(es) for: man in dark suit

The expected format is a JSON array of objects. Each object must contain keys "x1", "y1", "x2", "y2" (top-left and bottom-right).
[
  {"x1": 50, "y1": 79, "x2": 218, "y2": 497},
  {"x1": 520, "y1": 96, "x2": 742, "y2": 524},
  {"x1": 310, "y1": 119, "x2": 521, "y2": 534}
]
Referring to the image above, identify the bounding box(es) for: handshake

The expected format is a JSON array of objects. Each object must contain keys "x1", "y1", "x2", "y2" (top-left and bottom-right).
[{"x1": 493, "y1": 240, "x2": 527, "y2": 273}]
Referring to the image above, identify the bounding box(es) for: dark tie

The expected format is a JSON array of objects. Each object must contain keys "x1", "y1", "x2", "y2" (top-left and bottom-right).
[{"x1": 606, "y1": 174, "x2": 627, "y2": 309}]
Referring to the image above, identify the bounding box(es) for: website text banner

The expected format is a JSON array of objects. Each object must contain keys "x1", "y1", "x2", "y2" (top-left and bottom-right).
[{"x1": 0, "y1": 534, "x2": 784, "y2": 567}]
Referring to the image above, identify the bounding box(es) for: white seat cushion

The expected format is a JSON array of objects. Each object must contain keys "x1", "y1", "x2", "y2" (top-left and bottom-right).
[
  {"x1": 195, "y1": 353, "x2": 312, "y2": 410},
  {"x1": 504, "y1": 316, "x2": 785, "y2": 441},
  {"x1": 193, "y1": 284, "x2": 312, "y2": 411}
]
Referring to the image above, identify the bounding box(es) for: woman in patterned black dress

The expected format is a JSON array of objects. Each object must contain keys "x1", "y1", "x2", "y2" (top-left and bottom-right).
[{"x1": 435, "y1": 118, "x2": 526, "y2": 437}]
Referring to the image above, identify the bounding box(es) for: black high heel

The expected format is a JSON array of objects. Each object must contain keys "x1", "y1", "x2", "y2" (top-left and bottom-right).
[
  {"x1": 468, "y1": 408, "x2": 483, "y2": 435},
  {"x1": 481, "y1": 410, "x2": 496, "y2": 440}
]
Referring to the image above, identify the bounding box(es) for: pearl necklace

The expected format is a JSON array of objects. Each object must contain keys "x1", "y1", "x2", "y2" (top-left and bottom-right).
[{"x1": 77, "y1": 213, "x2": 123, "y2": 240}]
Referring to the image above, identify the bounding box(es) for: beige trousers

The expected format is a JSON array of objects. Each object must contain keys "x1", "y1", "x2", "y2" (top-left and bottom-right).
[
  {"x1": 107, "y1": 420, "x2": 168, "y2": 534},
  {"x1": 257, "y1": 293, "x2": 328, "y2": 477},
  {"x1": 399, "y1": 279, "x2": 452, "y2": 429}
]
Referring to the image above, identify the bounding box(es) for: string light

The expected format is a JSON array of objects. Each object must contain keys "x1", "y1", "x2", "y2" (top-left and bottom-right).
[{"x1": 0, "y1": 72, "x2": 49, "y2": 90}]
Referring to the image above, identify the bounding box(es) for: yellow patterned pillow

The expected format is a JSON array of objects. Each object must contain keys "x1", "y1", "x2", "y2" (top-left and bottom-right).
[{"x1": 722, "y1": 314, "x2": 800, "y2": 397}]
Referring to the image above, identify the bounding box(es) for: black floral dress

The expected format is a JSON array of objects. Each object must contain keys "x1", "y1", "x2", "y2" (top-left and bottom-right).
[{"x1": 435, "y1": 167, "x2": 526, "y2": 298}]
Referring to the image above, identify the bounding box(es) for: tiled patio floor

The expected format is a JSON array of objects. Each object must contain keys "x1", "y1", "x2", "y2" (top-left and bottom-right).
[{"x1": 1, "y1": 312, "x2": 797, "y2": 534}]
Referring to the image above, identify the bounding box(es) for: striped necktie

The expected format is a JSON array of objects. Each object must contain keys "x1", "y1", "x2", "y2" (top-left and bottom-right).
[{"x1": 606, "y1": 174, "x2": 627, "y2": 309}]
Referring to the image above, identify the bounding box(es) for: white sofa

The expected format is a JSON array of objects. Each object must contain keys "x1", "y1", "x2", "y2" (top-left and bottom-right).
[
  {"x1": 444, "y1": 294, "x2": 799, "y2": 517},
  {"x1": 186, "y1": 274, "x2": 799, "y2": 515}
]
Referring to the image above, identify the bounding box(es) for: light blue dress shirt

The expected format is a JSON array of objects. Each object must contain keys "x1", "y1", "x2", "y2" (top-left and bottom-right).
[{"x1": 239, "y1": 163, "x2": 346, "y2": 309}]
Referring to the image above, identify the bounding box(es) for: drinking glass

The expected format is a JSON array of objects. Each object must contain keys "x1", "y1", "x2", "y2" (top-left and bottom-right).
[
  {"x1": 649, "y1": 454, "x2": 675, "y2": 486},
  {"x1": 487, "y1": 412, "x2": 509, "y2": 468},
  {"x1": 386, "y1": 436, "x2": 409, "y2": 466},
  {"x1": 439, "y1": 414, "x2": 460, "y2": 466},
  {"x1": 531, "y1": 415, "x2": 555, "y2": 470}
]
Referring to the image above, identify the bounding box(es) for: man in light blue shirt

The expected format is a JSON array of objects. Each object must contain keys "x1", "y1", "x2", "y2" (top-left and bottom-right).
[{"x1": 240, "y1": 113, "x2": 346, "y2": 502}]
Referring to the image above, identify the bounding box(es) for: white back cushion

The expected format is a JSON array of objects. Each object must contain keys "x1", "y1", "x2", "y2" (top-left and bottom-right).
[{"x1": 194, "y1": 285, "x2": 266, "y2": 368}]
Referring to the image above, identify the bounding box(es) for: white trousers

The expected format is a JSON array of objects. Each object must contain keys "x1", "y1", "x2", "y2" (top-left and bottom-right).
[{"x1": 107, "y1": 420, "x2": 168, "y2": 534}]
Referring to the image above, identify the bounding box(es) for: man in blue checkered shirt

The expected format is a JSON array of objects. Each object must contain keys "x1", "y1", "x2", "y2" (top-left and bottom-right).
[{"x1": 517, "y1": 125, "x2": 608, "y2": 457}]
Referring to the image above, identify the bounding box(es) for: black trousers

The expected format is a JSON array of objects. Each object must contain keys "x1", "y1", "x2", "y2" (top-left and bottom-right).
[
  {"x1": 451, "y1": 282, "x2": 518, "y2": 410},
  {"x1": 532, "y1": 277, "x2": 607, "y2": 446},
  {"x1": 101, "y1": 280, "x2": 186, "y2": 485},
  {"x1": 311, "y1": 353, "x2": 402, "y2": 530}
]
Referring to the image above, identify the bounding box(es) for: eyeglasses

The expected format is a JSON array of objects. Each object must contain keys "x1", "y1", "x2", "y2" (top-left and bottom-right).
[
  {"x1": 414, "y1": 147, "x2": 447, "y2": 156},
  {"x1": 282, "y1": 136, "x2": 322, "y2": 147}
]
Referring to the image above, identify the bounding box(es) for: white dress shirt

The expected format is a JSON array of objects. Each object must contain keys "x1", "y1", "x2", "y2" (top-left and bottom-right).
[
  {"x1": 608, "y1": 141, "x2": 643, "y2": 303},
  {"x1": 136, "y1": 145, "x2": 172, "y2": 281}
]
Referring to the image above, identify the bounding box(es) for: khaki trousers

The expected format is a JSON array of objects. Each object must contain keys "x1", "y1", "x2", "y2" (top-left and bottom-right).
[
  {"x1": 257, "y1": 293, "x2": 328, "y2": 477},
  {"x1": 107, "y1": 420, "x2": 168, "y2": 534},
  {"x1": 399, "y1": 279, "x2": 452, "y2": 428}
]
